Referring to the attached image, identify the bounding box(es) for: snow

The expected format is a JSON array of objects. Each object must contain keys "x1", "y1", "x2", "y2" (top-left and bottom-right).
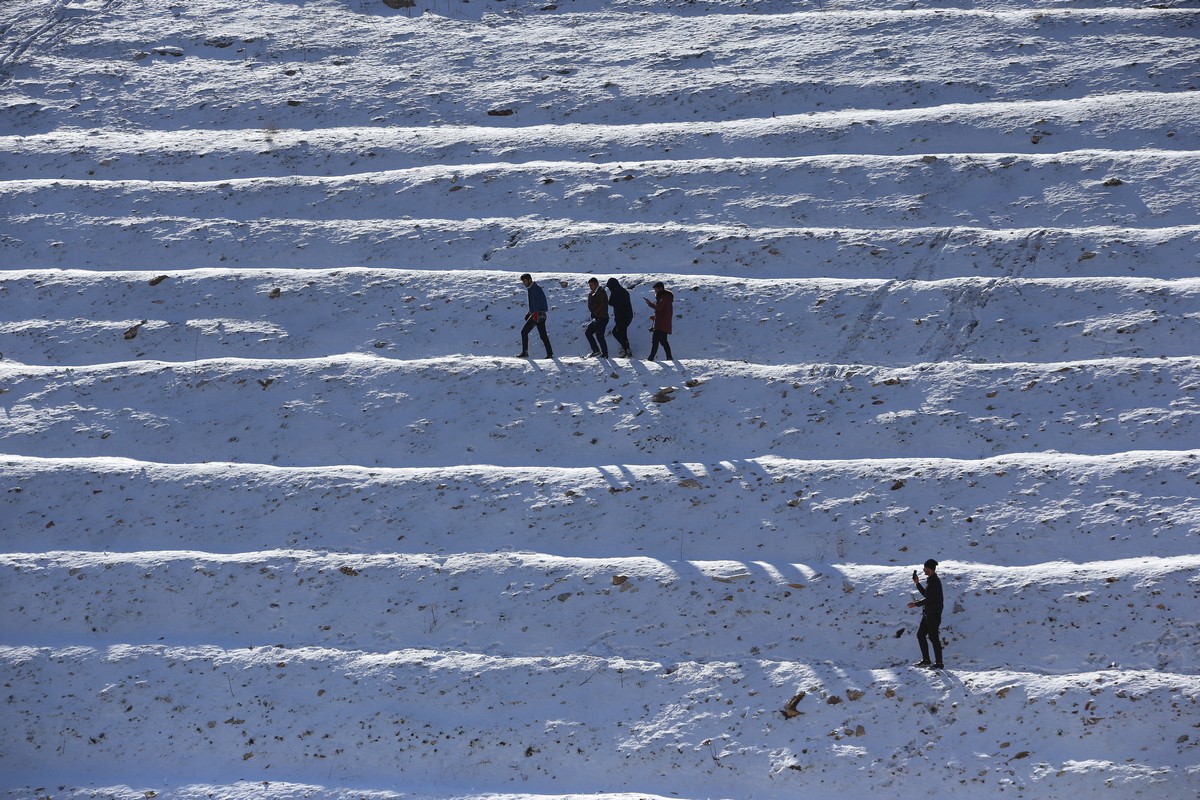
[{"x1": 1, "y1": 0, "x2": 1198, "y2": 797}]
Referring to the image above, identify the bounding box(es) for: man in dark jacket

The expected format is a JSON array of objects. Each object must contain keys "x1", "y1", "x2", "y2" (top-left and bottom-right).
[
  {"x1": 644, "y1": 281, "x2": 674, "y2": 361},
  {"x1": 907, "y1": 558, "x2": 944, "y2": 669},
  {"x1": 584, "y1": 278, "x2": 610, "y2": 358},
  {"x1": 605, "y1": 277, "x2": 633, "y2": 358},
  {"x1": 517, "y1": 273, "x2": 553, "y2": 359}
]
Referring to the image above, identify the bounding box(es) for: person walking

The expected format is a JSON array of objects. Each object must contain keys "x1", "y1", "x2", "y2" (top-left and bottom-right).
[
  {"x1": 907, "y1": 558, "x2": 944, "y2": 669},
  {"x1": 644, "y1": 281, "x2": 674, "y2": 361},
  {"x1": 606, "y1": 277, "x2": 634, "y2": 358},
  {"x1": 517, "y1": 273, "x2": 553, "y2": 359},
  {"x1": 584, "y1": 277, "x2": 610, "y2": 358}
]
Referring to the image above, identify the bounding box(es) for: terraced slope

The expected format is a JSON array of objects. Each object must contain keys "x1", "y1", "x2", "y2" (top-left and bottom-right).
[{"x1": 1, "y1": 0, "x2": 1198, "y2": 798}]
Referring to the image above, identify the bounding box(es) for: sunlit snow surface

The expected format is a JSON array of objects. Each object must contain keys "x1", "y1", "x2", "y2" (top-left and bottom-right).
[{"x1": 1, "y1": 0, "x2": 1198, "y2": 797}]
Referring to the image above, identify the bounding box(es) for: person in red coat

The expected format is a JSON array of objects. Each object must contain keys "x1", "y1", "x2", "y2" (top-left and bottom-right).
[{"x1": 645, "y1": 281, "x2": 674, "y2": 361}]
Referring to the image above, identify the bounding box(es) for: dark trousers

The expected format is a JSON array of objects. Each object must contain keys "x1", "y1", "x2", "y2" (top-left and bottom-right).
[
  {"x1": 521, "y1": 316, "x2": 553, "y2": 357},
  {"x1": 648, "y1": 330, "x2": 672, "y2": 360},
  {"x1": 611, "y1": 317, "x2": 632, "y2": 354},
  {"x1": 585, "y1": 318, "x2": 609, "y2": 356},
  {"x1": 917, "y1": 614, "x2": 943, "y2": 663}
]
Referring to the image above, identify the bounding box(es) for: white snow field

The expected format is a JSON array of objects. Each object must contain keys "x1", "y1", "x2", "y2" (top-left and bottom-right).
[{"x1": 1, "y1": 0, "x2": 1199, "y2": 796}]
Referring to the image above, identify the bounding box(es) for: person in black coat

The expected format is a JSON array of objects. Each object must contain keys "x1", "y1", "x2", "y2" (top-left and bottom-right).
[
  {"x1": 907, "y1": 558, "x2": 944, "y2": 668},
  {"x1": 605, "y1": 277, "x2": 633, "y2": 358}
]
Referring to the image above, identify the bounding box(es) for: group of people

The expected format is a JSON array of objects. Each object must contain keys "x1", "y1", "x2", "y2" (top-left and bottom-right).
[
  {"x1": 517, "y1": 273, "x2": 674, "y2": 361},
  {"x1": 519, "y1": 274, "x2": 947, "y2": 670},
  {"x1": 519, "y1": 277, "x2": 946, "y2": 672}
]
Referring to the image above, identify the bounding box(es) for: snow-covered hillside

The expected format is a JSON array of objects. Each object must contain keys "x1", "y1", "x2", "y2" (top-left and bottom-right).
[{"x1": 1, "y1": 0, "x2": 1198, "y2": 798}]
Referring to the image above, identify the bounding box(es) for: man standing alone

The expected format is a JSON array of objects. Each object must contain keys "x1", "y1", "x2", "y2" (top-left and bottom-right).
[
  {"x1": 518, "y1": 273, "x2": 553, "y2": 359},
  {"x1": 907, "y1": 558, "x2": 944, "y2": 669}
]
